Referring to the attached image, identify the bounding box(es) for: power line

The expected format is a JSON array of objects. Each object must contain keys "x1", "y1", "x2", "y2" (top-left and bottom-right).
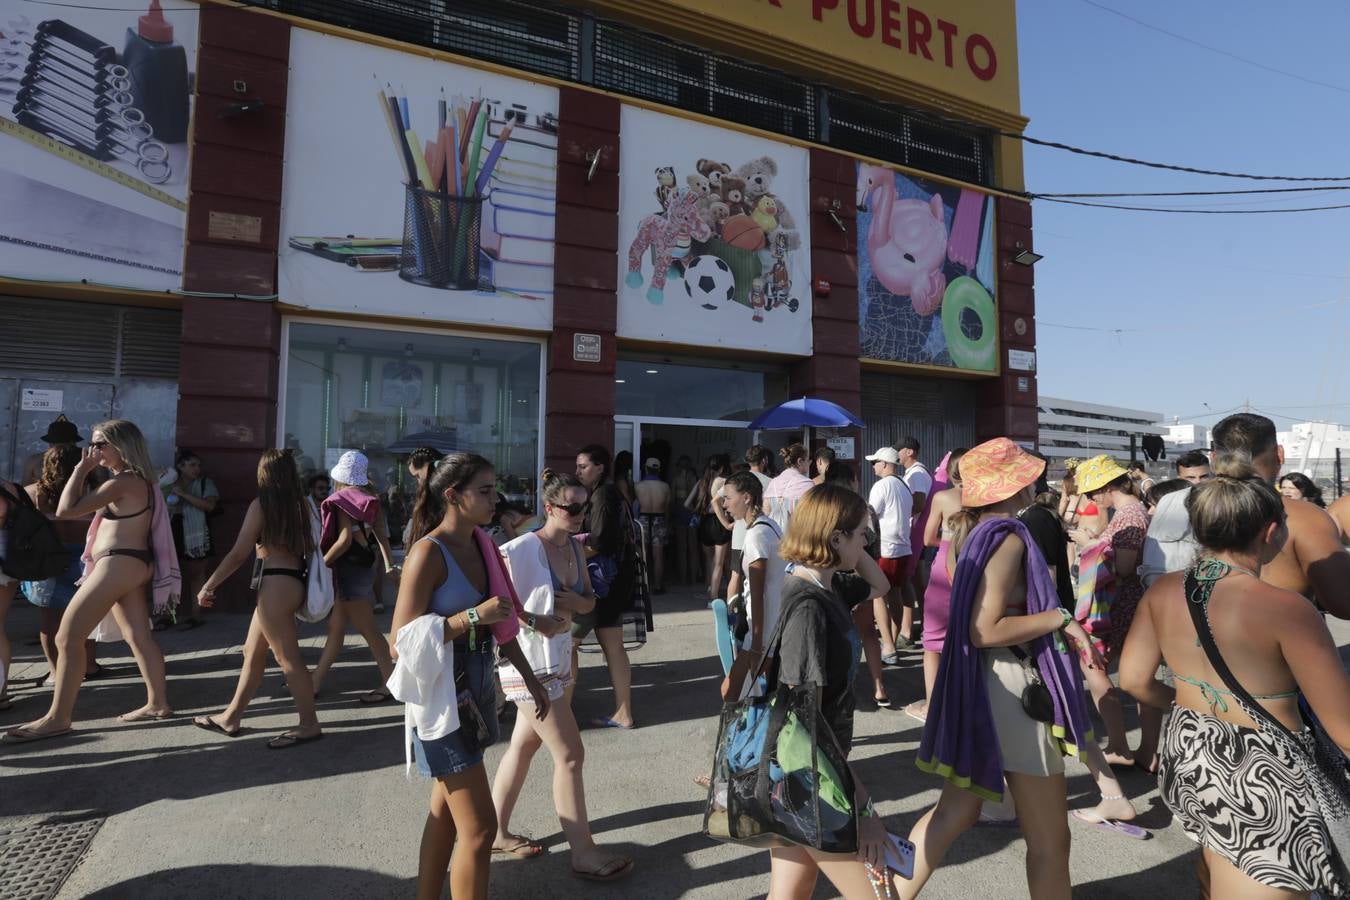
[
  {"x1": 1036, "y1": 197, "x2": 1350, "y2": 214},
  {"x1": 1005, "y1": 133, "x2": 1350, "y2": 182},
  {"x1": 1077, "y1": 0, "x2": 1350, "y2": 96},
  {"x1": 1038, "y1": 296, "x2": 1347, "y2": 335},
  {"x1": 1033, "y1": 186, "x2": 1350, "y2": 199}
]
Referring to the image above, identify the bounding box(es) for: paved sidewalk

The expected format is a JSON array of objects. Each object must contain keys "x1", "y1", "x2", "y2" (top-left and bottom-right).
[{"x1": 6, "y1": 585, "x2": 1335, "y2": 898}]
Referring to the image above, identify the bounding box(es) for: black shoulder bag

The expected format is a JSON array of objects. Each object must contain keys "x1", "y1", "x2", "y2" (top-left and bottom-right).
[{"x1": 0, "y1": 483, "x2": 71, "y2": 581}]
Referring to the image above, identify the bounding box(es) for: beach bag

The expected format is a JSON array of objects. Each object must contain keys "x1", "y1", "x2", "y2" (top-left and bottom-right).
[
  {"x1": 1072, "y1": 540, "x2": 1113, "y2": 656},
  {"x1": 0, "y1": 484, "x2": 71, "y2": 581},
  {"x1": 702, "y1": 594, "x2": 858, "y2": 853},
  {"x1": 297, "y1": 514, "x2": 334, "y2": 623},
  {"x1": 1186, "y1": 564, "x2": 1350, "y2": 893}
]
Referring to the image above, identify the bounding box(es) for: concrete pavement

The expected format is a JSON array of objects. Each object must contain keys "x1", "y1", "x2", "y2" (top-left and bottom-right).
[{"x1": 4, "y1": 584, "x2": 1322, "y2": 898}]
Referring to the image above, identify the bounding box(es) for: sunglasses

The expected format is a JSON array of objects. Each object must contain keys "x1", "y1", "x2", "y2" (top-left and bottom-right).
[
  {"x1": 89, "y1": 440, "x2": 110, "y2": 450},
  {"x1": 552, "y1": 502, "x2": 587, "y2": 517}
]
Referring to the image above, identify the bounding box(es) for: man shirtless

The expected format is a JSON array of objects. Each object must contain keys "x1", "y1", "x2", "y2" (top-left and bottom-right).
[
  {"x1": 634, "y1": 458, "x2": 671, "y2": 594},
  {"x1": 1141, "y1": 413, "x2": 1350, "y2": 617},
  {"x1": 1328, "y1": 493, "x2": 1350, "y2": 545}
]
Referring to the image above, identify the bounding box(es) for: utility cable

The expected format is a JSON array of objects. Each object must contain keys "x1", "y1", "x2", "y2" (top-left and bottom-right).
[{"x1": 1034, "y1": 197, "x2": 1350, "y2": 214}]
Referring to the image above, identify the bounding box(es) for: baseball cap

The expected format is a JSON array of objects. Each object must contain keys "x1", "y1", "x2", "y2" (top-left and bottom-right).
[
  {"x1": 644, "y1": 457, "x2": 661, "y2": 472},
  {"x1": 864, "y1": 447, "x2": 900, "y2": 465}
]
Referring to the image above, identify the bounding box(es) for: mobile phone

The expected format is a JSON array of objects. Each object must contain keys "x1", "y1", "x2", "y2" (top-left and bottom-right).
[
  {"x1": 248, "y1": 556, "x2": 264, "y2": 591},
  {"x1": 886, "y1": 832, "x2": 916, "y2": 880}
]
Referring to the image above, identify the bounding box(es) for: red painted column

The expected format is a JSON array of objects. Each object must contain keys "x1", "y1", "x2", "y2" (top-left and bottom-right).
[
  {"x1": 795, "y1": 148, "x2": 863, "y2": 452},
  {"x1": 176, "y1": 6, "x2": 291, "y2": 609},
  {"x1": 975, "y1": 197, "x2": 1038, "y2": 443},
  {"x1": 544, "y1": 88, "x2": 621, "y2": 472}
]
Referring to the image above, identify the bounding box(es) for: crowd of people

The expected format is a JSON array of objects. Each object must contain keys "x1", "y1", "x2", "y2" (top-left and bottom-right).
[{"x1": 2, "y1": 412, "x2": 1349, "y2": 899}]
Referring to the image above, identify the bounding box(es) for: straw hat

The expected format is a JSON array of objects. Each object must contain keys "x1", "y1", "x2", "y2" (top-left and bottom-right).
[
  {"x1": 330, "y1": 450, "x2": 370, "y2": 486},
  {"x1": 1074, "y1": 454, "x2": 1129, "y2": 494},
  {"x1": 959, "y1": 438, "x2": 1046, "y2": 507}
]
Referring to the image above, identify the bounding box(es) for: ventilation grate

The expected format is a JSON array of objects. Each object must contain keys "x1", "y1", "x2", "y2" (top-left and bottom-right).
[
  {"x1": 0, "y1": 297, "x2": 118, "y2": 376},
  {"x1": 120, "y1": 308, "x2": 182, "y2": 379}
]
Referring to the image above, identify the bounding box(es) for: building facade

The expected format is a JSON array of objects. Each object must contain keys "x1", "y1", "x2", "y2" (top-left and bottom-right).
[
  {"x1": 1038, "y1": 396, "x2": 1163, "y2": 476},
  {"x1": 2, "y1": 0, "x2": 1037, "y2": 604}
]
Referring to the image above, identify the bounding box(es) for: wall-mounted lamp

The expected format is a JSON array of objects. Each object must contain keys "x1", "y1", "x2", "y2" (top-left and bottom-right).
[
  {"x1": 584, "y1": 148, "x2": 602, "y2": 184},
  {"x1": 827, "y1": 198, "x2": 847, "y2": 233},
  {"x1": 1011, "y1": 242, "x2": 1043, "y2": 267},
  {"x1": 218, "y1": 99, "x2": 264, "y2": 119}
]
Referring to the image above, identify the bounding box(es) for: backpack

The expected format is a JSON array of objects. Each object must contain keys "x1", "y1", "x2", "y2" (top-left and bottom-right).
[{"x1": 0, "y1": 483, "x2": 72, "y2": 581}]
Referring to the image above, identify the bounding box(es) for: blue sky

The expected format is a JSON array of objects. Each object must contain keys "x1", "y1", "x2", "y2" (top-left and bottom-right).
[{"x1": 1017, "y1": 0, "x2": 1350, "y2": 431}]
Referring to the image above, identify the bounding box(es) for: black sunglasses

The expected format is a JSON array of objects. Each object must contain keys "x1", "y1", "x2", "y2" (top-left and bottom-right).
[
  {"x1": 89, "y1": 440, "x2": 110, "y2": 450},
  {"x1": 552, "y1": 502, "x2": 587, "y2": 517}
]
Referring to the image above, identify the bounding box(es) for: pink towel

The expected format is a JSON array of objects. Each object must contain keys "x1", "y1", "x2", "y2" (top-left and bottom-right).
[
  {"x1": 947, "y1": 189, "x2": 982, "y2": 270},
  {"x1": 320, "y1": 487, "x2": 380, "y2": 554},
  {"x1": 476, "y1": 526, "x2": 523, "y2": 645},
  {"x1": 79, "y1": 486, "x2": 181, "y2": 615}
]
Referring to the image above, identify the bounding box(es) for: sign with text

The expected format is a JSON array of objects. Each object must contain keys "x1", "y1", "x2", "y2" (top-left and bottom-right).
[{"x1": 21, "y1": 388, "x2": 63, "y2": 412}]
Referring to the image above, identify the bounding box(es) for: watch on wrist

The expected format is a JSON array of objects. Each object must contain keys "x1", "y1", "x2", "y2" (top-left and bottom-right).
[
  {"x1": 527, "y1": 613, "x2": 537, "y2": 630},
  {"x1": 465, "y1": 607, "x2": 480, "y2": 651}
]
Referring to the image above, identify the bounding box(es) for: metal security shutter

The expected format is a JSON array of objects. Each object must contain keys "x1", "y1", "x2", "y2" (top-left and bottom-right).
[
  {"x1": 860, "y1": 371, "x2": 977, "y2": 494},
  {"x1": 0, "y1": 297, "x2": 118, "y2": 376},
  {"x1": 120, "y1": 308, "x2": 182, "y2": 379},
  {"x1": 0, "y1": 297, "x2": 180, "y2": 379}
]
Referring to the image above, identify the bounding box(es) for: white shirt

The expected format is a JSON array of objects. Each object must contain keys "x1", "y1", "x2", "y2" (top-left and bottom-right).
[
  {"x1": 903, "y1": 463, "x2": 933, "y2": 522},
  {"x1": 1139, "y1": 486, "x2": 1198, "y2": 588},
  {"x1": 726, "y1": 472, "x2": 773, "y2": 550},
  {"x1": 741, "y1": 515, "x2": 785, "y2": 647},
  {"x1": 868, "y1": 475, "x2": 913, "y2": 558}
]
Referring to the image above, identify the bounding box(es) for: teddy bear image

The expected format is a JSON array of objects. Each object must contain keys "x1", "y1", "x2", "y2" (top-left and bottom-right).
[
  {"x1": 735, "y1": 156, "x2": 800, "y2": 250},
  {"x1": 685, "y1": 172, "x2": 712, "y2": 198},
  {"x1": 655, "y1": 165, "x2": 676, "y2": 210},
  {"x1": 698, "y1": 198, "x2": 731, "y2": 233},
  {"x1": 717, "y1": 175, "x2": 749, "y2": 216},
  {"x1": 696, "y1": 159, "x2": 732, "y2": 193}
]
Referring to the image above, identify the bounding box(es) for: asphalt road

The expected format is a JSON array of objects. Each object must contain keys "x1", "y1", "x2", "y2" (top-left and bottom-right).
[{"x1": 6, "y1": 584, "x2": 1331, "y2": 898}]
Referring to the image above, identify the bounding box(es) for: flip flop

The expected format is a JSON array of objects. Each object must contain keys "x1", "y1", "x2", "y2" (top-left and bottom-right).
[
  {"x1": 880, "y1": 653, "x2": 900, "y2": 667},
  {"x1": 118, "y1": 709, "x2": 174, "y2": 722},
  {"x1": 975, "y1": 815, "x2": 1019, "y2": 828},
  {"x1": 492, "y1": 837, "x2": 544, "y2": 859},
  {"x1": 359, "y1": 689, "x2": 393, "y2": 705},
  {"x1": 267, "y1": 732, "x2": 323, "y2": 750},
  {"x1": 875, "y1": 696, "x2": 893, "y2": 709},
  {"x1": 1071, "y1": 810, "x2": 1148, "y2": 840},
  {"x1": 84, "y1": 664, "x2": 107, "y2": 681},
  {"x1": 903, "y1": 702, "x2": 927, "y2": 723},
  {"x1": 3, "y1": 726, "x2": 73, "y2": 744},
  {"x1": 590, "y1": 716, "x2": 635, "y2": 730},
  {"x1": 573, "y1": 857, "x2": 634, "y2": 882},
  {"x1": 193, "y1": 715, "x2": 242, "y2": 738}
]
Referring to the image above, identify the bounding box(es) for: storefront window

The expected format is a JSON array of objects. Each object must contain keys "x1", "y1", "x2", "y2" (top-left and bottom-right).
[
  {"x1": 284, "y1": 322, "x2": 541, "y2": 543},
  {"x1": 615, "y1": 359, "x2": 787, "y2": 421}
]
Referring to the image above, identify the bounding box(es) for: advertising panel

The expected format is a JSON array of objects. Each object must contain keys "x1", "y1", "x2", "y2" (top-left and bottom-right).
[
  {"x1": 856, "y1": 162, "x2": 998, "y2": 373},
  {"x1": 279, "y1": 29, "x2": 559, "y2": 330},
  {"x1": 617, "y1": 105, "x2": 812, "y2": 355},
  {"x1": 0, "y1": 0, "x2": 197, "y2": 290}
]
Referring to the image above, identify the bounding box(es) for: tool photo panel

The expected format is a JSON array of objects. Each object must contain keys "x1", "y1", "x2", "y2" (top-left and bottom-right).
[
  {"x1": 279, "y1": 29, "x2": 559, "y2": 331},
  {"x1": 856, "y1": 162, "x2": 999, "y2": 373},
  {"x1": 0, "y1": 0, "x2": 196, "y2": 290},
  {"x1": 616, "y1": 105, "x2": 813, "y2": 356}
]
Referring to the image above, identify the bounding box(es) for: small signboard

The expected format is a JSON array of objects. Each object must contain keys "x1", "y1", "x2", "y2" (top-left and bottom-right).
[
  {"x1": 21, "y1": 388, "x2": 63, "y2": 412},
  {"x1": 1008, "y1": 349, "x2": 1036, "y2": 372},
  {"x1": 572, "y1": 333, "x2": 602, "y2": 363},
  {"x1": 826, "y1": 436, "x2": 856, "y2": 460}
]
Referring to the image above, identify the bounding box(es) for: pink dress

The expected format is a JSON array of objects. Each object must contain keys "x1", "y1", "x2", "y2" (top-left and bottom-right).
[{"x1": 922, "y1": 536, "x2": 954, "y2": 652}]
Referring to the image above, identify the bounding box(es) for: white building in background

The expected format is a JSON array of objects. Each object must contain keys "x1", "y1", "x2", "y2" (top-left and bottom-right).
[
  {"x1": 1279, "y1": 421, "x2": 1350, "y2": 474},
  {"x1": 1038, "y1": 397, "x2": 1165, "y2": 470},
  {"x1": 1164, "y1": 421, "x2": 1208, "y2": 453}
]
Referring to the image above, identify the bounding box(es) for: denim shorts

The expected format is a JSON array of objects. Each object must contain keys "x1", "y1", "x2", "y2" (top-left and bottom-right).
[
  {"x1": 335, "y1": 558, "x2": 377, "y2": 601},
  {"x1": 22, "y1": 543, "x2": 84, "y2": 609},
  {"x1": 411, "y1": 649, "x2": 500, "y2": 778}
]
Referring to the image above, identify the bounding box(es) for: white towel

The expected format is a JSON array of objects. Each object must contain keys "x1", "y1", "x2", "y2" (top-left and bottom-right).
[
  {"x1": 499, "y1": 533, "x2": 572, "y2": 701},
  {"x1": 387, "y1": 614, "x2": 458, "y2": 778}
]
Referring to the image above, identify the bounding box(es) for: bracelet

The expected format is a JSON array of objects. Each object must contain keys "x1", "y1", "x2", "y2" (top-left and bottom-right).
[
  {"x1": 859, "y1": 802, "x2": 878, "y2": 819},
  {"x1": 465, "y1": 607, "x2": 480, "y2": 651},
  {"x1": 1057, "y1": 608, "x2": 1073, "y2": 630}
]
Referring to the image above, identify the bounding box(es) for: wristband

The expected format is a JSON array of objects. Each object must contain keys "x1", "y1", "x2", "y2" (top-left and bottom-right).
[
  {"x1": 1057, "y1": 608, "x2": 1073, "y2": 630},
  {"x1": 466, "y1": 607, "x2": 480, "y2": 651},
  {"x1": 527, "y1": 614, "x2": 537, "y2": 630}
]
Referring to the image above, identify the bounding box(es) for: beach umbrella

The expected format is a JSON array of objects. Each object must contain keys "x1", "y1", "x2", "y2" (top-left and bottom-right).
[{"x1": 748, "y1": 396, "x2": 864, "y2": 430}]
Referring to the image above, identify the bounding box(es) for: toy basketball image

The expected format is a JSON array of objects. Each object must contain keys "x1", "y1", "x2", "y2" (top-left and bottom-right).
[
  {"x1": 683, "y1": 254, "x2": 737, "y2": 310},
  {"x1": 941, "y1": 276, "x2": 996, "y2": 371},
  {"x1": 721, "y1": 214, "x2": 766, "y2": 251}
]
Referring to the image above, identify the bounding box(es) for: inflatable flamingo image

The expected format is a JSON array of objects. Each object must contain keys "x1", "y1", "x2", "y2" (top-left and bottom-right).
[{"x1": 856, "y1": 163, "x2": 948, "y2": 316}]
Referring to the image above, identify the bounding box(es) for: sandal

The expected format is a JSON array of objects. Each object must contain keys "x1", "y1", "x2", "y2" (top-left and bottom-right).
[
  {"x1": 193, "y1": 715, "x2": 242, "y2": 738},
  {"x1": 492, "y1": 837, "x2": 544, "y2": 859},
  {"x1": 267, "y1": 732, "x2": 323, "y2": 750},
  {"x1": 573, "y1": 857, "x2": 634, "y2": 882},
  {"x1": 359, "y1": 689, "x2": 393, "y2": 705},
  {"x1": 3, "y1": 725, "x2": 73, "y2": 744}
]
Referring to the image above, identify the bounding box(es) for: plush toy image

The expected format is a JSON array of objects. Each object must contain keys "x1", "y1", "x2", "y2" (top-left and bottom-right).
[
  {"x1": 718, "y1": 175, "x2": 749, "y2": 216},
  {"x1": 856, "y1": 162, "x2": 949, "y2": 316},
  {"x1": 699, "y1": 197, "x2": 731, "y2": 232},
  {"x1": 626, "y1": 189, "x2": 713, "y2": 304},
  {"x1": 696, "y1": 159, "x2": 732, "y2": 192},
  {"x1": 735, "y1": 156, "x2": 800, "y2": 250},
  {"x1": 686, "y1": 172, "x2": 712, "y2": 198},
  {"x1": 749, "y1": 277, "x2": 766, "y2": 322},
  {"x1": 750, "y1": 195, "x2": 778, "y2": 234},
  {"x1": 655, "y1": 166, "x2": 677, "y2": 211}
]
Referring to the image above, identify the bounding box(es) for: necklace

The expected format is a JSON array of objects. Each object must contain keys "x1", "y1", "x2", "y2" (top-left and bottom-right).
[
  {"x1": 540, "y1": 532, "x2": 571, "y2": 549},
  {"x1": 1197, "y1": 557, "x2": 1261, "y2": 582}
]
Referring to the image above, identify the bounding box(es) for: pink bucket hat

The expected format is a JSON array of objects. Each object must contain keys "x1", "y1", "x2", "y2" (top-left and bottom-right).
[{"x1": 959, "y1": 438, "x2": 1045, "y2": 507}]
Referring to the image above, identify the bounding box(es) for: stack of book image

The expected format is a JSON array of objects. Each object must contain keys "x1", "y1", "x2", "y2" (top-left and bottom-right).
[{"x1": 477, "y1": 104, "x2": 557, "y2": 300}]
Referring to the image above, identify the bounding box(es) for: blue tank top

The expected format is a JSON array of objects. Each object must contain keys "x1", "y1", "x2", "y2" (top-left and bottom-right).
[{"x1": 421, "y1": 537, "x2": 486, "y2": 617}]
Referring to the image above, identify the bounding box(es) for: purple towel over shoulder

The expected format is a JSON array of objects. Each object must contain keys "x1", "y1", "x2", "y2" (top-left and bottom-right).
[{"x1": 915, "y1": 517, "x2": 1095, "y2": 801}]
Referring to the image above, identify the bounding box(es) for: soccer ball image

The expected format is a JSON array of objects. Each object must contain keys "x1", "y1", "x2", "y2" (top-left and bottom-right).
[{"x1": 682, "y1": 255, "x2": 736, "y2": 310}]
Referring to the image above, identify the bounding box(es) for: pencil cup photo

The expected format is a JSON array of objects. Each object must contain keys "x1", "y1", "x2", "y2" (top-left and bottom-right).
[{"x1": 401, "y1": 186, "x2": 484, "y2": 290}]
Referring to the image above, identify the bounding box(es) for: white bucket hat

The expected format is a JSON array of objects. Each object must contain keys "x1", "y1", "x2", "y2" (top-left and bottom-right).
[{"x1": 330, "y1": 450, "x2": 369, "y2": 486}]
